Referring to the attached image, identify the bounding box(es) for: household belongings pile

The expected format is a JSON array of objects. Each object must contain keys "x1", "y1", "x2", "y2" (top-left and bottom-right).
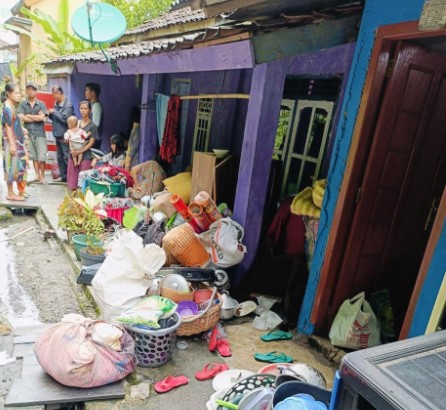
[{"x1": 79, "y1": 165, "x2": 134, "y2": 198}]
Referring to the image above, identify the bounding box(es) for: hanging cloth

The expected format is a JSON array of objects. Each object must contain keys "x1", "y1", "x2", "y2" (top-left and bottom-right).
[
  {"x1": 160, "y1": 95, "x2": 181, "y2": 164},
  {"x1": 156, "y1": 94, "x2": 169, "y2": 146}
]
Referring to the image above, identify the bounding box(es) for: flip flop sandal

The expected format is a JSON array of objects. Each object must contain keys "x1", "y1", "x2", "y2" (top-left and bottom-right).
[
  {"x1": 154, "y1": 375, "x2": 189, "y2": 393},
  {"x1": 260, "y1": 329, "x2": 293, "y2": 342},
  {"x1": 208, "y1": 326, "x2": 219, "y2": 352},
  {"x1": 216, "y1": 338, "x2": 232, "y2": 357},
  {"x1": 195, "y1": 362, "x2": 229, "y2": 381},
  {"x1": 253, "y1": 351, "x2": 293, "y2": 363},
  {"x1": 234, "y1": 300, "x2": 257, "y2": 317}
]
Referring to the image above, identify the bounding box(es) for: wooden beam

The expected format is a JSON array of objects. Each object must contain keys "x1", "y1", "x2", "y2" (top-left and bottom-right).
[
  {"x1": 180, "y1": 93, "x2": 249, "y2": 100},
  {"x1": 252, "y1": 16, "x2": 359, "y2": 64},
  {"x1": 74, "y1": 40, "x2": 255, "y2": 75},
  {"x1": 193, "y1": 32, "x2": 253, "y2": 48}
]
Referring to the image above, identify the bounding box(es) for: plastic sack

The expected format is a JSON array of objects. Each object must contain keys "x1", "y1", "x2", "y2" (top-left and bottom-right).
[
  {"x1": 199, "y1": 217, "x2": 247, "y2": 268},
  {"x1": 91, "y1": 230, "x2": 166, "y2": 320},
  {"x1": 329, "y1": 292, "x2": 381, "y2": 350},
  {"x1": 34, "y1": 314, "x2": 136, "y2": 388}
]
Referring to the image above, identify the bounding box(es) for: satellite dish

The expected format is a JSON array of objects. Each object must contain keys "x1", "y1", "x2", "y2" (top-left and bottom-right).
[{"x1": 71, "y1": 2, "x2": 127, "y2": 44}]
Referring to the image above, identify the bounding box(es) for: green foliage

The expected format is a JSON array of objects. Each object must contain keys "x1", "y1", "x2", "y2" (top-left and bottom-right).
[
  {"x1": 103, "y1": 0, "x2": 172, "y2": 29},
  {"x1": 58, "y1": 191, "x2": 104, "y2": 236},
  {"x1": 20, "y1": 1, "x2": 92, "y2": 56},
  {"x1": 273, "y1": 108, "x2": 291, "y2": 159}
]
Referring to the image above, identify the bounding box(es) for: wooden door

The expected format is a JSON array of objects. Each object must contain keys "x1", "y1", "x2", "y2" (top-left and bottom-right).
[{"x1": 330, "y1": 41, "x2": 446, "y2": 334}]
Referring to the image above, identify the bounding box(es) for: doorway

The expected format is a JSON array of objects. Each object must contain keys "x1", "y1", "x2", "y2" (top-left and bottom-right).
[{"x1": 311, "y1": 23, "x2": 446, "y2": 338}]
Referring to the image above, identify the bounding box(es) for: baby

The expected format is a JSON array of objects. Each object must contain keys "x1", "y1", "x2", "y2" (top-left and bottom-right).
[{"x1": 64, "y1": 116, "x2": 88, "y2": 167}]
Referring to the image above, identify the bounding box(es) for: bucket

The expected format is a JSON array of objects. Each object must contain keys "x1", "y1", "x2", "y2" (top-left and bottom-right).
[
  {"x1": 126, "y1": 312, "x2": 181, "y2": 368},
  {"x1": 72, "y1": 234, "x2": 102, "y2": 261},
  {"x1": 79, "y1": 247, "x2": 106, "y2": 266}
]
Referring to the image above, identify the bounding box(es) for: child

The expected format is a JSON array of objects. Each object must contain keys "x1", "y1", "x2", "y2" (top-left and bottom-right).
[
  {"x1": 91, "y1": 133, "x2": 126, "y2": 168},
  {"x1": 64, "y1": 116, "x2": 88, "y2": 167}
]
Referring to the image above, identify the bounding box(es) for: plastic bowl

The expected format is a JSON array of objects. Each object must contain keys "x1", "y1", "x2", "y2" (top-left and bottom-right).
[
  {"x1": 213, "y1": 149, "x2": 229, "y2": 158},
  {"x1": 176, "y1": 300, "x2": 199, "y2": 317}
]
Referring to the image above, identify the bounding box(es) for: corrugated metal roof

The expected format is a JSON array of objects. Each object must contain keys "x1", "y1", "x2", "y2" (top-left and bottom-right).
[
  {"x1": 125, "y1": 7, "x2": 207, "y2": 35},
  {"x1": 46, "y1": 32, "x2": 205, "y2": 64}
]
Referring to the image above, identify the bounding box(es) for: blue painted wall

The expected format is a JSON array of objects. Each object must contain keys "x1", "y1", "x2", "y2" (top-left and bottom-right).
[
  {"x1": 297, "y1": 0, "x2": 435, "y2": 334},
  {"x1": 409, "y1": 223, "x2": 446, "y2": 336}
]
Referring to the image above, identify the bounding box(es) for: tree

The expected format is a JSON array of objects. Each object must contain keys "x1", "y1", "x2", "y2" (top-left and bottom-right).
[{"x1": 103, "y1": 0, "x2": 172, "y2": 29}]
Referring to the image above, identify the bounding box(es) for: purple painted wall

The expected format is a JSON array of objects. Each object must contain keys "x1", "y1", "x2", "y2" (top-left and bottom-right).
[
  {"x1": 158, "y1": 69, "x2": 251, "y2": 172},
  {"x1": 69, "y1": 73, "x2": 142, "y2": 152},
  {"x1": 234, "y1": 43, "x2": 356, "y2": 280}
]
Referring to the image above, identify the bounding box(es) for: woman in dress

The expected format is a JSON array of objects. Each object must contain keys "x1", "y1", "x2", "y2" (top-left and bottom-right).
[
  {"x1": 2, "y1": 83, "x2": 27, "y2": 201},
  {"x1": 66, "y1": 101, "x2": 97, "y2": 192}
]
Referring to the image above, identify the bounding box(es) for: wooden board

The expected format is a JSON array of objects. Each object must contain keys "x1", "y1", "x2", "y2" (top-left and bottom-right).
[
  {"x1": 0, "y1": 185, "x2": 41, "y2": 210},
  {"x1": 190, "y1": 152, "x2": 217, "y2": 201}
]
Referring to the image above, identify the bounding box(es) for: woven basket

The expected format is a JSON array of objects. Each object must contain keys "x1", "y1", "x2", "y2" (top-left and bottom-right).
[
  {"x1": 177, "y1": 290, "x2": 222, "y2": 337},
  {"x1": 160, "y1": 284, "x2": 194, "y2": 303},
  {"x1": 162, "y1": 223, "x2": 210, "y2": 267}
]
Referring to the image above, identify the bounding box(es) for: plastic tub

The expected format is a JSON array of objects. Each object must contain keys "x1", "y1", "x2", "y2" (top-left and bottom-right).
[
  {"x1": 89, "y1": 180, "x2": 124, "y2": 197},
  {"x1": 125, "y1": 312, "x2": 181, "y2": 368}
]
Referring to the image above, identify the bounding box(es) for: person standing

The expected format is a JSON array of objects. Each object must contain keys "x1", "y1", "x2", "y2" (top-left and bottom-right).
[
  {"x1": 85, "y1": 82, "x2": 102, "y2": 149},
  {"x1": 48, "y1": 85, "x2": 74, "y2": 183},
  {"x1": 66, "y1": 101, "x2": 97, "y2": 192},
  {"x1": 18, "y1": 82, "x2": 47, "y2": 184},
  {"x1": 2, "y1": 83, "x2": 27, "y2": 201}
]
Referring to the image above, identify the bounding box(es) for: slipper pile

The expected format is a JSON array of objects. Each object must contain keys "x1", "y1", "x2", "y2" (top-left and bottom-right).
[
  {"x1": 154, "y1": 375, "x2": 189, "y2": 394},
  {"x1": 254, "y1": 351, "x2": 293, "y2": 363}
]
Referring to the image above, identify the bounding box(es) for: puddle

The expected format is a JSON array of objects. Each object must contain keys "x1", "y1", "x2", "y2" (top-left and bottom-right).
[{"x1": 0, "y1": 228, "x2": 42, "y2": 329}]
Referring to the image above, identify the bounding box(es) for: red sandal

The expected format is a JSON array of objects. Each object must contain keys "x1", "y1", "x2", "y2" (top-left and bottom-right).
[
  {"x1": 154, "y1": 375, "x2": 189, "y2": 393},
  {"x1": 195, "y1": 363, "x2": 229, "y2": 381},
  {"x1": 216, "y1": 338, "x2": 232, "y2": 357}
]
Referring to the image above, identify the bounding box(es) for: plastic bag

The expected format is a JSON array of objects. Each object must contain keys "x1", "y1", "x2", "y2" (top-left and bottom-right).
[
  {"x1": 91, "y1": 230, "x2": 166, "y2": 320},
  {"x1": 329, "y1": 292, "x2": 381, "y2": 350},
  {"x1": 199, "y1": 217, "x2": 247, "y2": 268},
  {"x1": 34, "y1": 314, "x2": 136, "y2": 388}
]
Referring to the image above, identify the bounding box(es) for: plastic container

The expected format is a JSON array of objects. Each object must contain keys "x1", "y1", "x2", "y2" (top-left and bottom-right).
[
  {"x1": 79, "y1": 247, "x2": 105, "y2": 266},
  {"x1": 89, "y1": 179, "x2": 124, "y2": 197},
  {"x1": 71, "y1": 234, "x2": 102, "y2": 262},
  {"x1": 125, "y1": 312, "x2": 181, "y2": 368}
]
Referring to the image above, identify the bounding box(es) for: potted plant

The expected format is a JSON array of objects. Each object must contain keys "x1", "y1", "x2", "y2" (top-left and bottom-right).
[
  {"x1": 58, "y1": 189, "x2": 107, "y2": 243},
  {"x1": 79, "y1": 239, "x2": 106, "y2": 266}
]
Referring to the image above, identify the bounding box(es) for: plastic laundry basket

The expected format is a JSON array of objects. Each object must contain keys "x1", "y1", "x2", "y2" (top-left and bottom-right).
[{"x1": 125, "y1": 313, "x2": 181, "y2": 368}]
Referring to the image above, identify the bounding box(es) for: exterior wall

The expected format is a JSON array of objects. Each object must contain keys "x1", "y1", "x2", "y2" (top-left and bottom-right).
[
  {"x1": 297, "y1": 0, "x2": 437, "y2": 335},
  {"x1": 69, "y1": 73, "x2": 142, "y2": 152},
  {"x1": 234, "y1": 43, "x2": 356, "y2": 280}
]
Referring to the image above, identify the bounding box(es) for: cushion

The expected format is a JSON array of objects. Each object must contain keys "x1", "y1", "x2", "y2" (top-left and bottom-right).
[{"x1": 163, "y1": 172, "x2": 192, "y2": 204}]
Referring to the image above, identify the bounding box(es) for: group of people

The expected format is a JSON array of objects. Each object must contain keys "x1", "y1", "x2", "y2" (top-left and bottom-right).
[
  {"x1": 0, "y1": 81, "x2": 123, "y2": 200},
  {"x1": 2, "y1": 81, "x2": 162, "y2": 203}
]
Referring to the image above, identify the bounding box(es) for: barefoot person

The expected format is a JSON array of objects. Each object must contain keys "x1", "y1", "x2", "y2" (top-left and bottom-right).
[
  {"x1": 1, "y1": 83, "x2": 27, "y2": 201},
  {"x1": 64, "y1": 116, "x2": 88, "y2": 167},
  {"x1": 66, "y1": 101, "x2": 97, "y2": 192},
  {"x1": 18, "y1": 81, "x2": 47, "y2": 184}
]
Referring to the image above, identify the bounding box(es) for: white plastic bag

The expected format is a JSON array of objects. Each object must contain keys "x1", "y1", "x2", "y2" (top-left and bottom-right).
[
  {"x1": 328, "y1": 292, "x2": 381, "y2": 350},
  {"x1": 91, "y1": 230, "x2": 166, "y2": 320},
  {"x1": 199, "y1": 217, "x2": 247, "y2": 268}
]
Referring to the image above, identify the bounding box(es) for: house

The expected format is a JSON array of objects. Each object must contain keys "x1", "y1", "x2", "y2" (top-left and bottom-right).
[
  {"x1": 42, "y1": 0, "x2": 446, "y2": 341},
  {"x1": 5, "y1": 0, "x2": 84, "y2": 90}
]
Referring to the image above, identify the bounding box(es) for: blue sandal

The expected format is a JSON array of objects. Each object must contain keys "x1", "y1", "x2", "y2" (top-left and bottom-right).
[{"x1": 253, "y1": 351, "x2": 293, "y2": 363}]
